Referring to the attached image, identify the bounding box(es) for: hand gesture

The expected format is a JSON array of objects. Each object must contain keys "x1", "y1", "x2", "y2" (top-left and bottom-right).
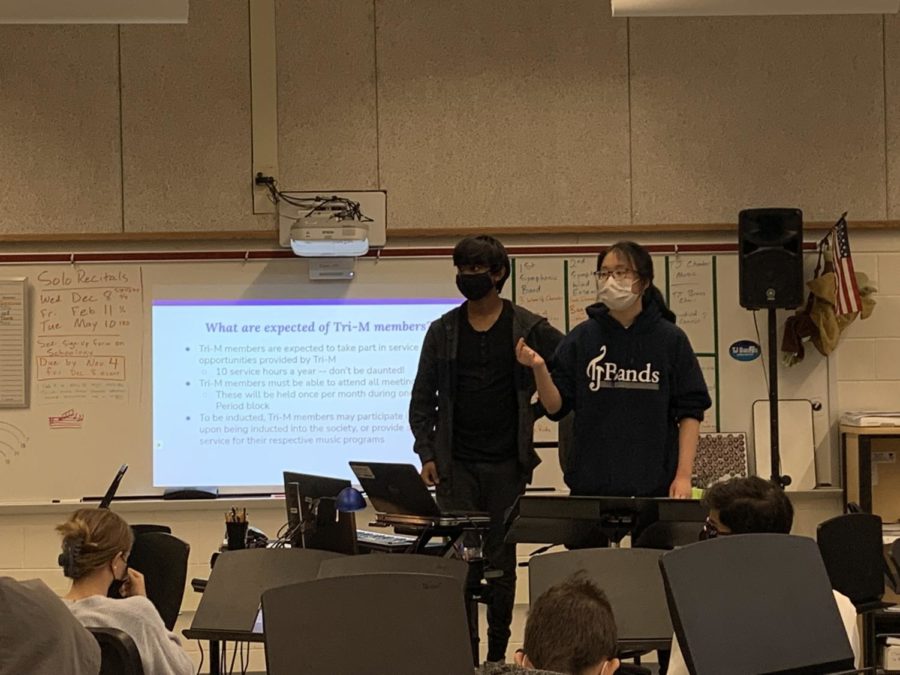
[
  {"x1": 120, "y1": 568, "x2": 146, "y2": 598},
  {"x1": 515, "y1": 338, "x2": 545, "y2": 369}
]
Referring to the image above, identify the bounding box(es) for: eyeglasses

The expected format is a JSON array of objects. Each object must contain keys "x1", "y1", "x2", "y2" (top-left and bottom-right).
[
  {"x1": 593, "y1": 267, "x2": 635, "y2": 282},
  {"x1": 700, "y1": 517, "x2": 732, "y2": 541},
  {"x1": 700, "y1": 517, "x2": 719, "y2": 540}
]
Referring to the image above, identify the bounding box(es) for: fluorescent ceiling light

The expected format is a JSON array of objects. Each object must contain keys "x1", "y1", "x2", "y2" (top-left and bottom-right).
[
  {"x1": 611, "y1": 0, "x2": 899, "y2": 16},
  {"x1": 0, "y1": 0, "x2": 188, "y2": 23}
]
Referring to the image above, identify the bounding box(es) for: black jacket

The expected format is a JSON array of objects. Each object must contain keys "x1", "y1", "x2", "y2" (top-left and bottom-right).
[
  {"x1": 551, "y1": 301, "x2": 711, "y2": 496},
  {"x1": 409, "y1": 300, "x2": 564, "y2": 481}
]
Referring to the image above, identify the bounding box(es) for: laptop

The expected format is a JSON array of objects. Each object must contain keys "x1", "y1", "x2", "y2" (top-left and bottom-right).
[{"x1": 349, "y1": 462, "x2": 489, "y2": 526}]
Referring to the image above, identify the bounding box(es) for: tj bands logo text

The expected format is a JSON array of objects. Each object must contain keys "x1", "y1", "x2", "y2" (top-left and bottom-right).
[{"x1": 586, "y1": 345, "x2": 660, "y2": 391}]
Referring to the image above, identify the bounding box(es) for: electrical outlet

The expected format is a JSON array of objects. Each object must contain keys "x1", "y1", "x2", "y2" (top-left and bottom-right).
[
  {"x1": 252, "y1": 170, "x2": 277, "y2": 215},
  {"x1": 873, "y1": 451, "x2": 896, "y2": 464}
]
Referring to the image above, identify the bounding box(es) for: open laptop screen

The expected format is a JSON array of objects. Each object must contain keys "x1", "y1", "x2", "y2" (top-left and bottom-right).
[{"x1": 348, "y1": 462, "x2": 443, "y2": 517}]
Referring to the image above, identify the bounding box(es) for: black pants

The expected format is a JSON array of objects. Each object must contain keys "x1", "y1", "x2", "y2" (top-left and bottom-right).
[{"x1": 436, "y1": 457, "x2": 525, "y2": 662}]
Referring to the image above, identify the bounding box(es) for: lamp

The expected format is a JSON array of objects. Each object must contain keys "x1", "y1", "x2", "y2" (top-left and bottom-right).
[{"x1": 336, "y1": 487, "x2": 366, "y2": 513}]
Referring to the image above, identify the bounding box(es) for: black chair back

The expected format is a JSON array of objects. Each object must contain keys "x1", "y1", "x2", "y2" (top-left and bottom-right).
[
  {"x1": 887, "y1": 538, "x2": 900, "y2": 593},
  {"x1": 130, "y1": 524, "x2": 172, "y2": 537},
  {"x1": 88, "y1": 627, "x2": 144, "y2": 675},
  {"x1": 263, "y1": 573, "x2": 472, "y2": 675},
  {"x1": 892, "y1": 539, "x2": 900, "y2": 579},
  {"x1": 817, "y1": 513, "x2": 885, "y2": 607},
  {"x1": 128, "y1": 532, "x2": 190, "y2": 630}
]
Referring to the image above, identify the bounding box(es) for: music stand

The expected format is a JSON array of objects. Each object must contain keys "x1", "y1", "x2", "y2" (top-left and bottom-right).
[
  {"x1": 262, "y1": 574, "x2": 473, "y2": 675},
  {"x1": 505, "y1": 494, "x2": 707, "y2": 547},
  {"x1": 529, "y1": 548, "x2": 672, "y2": 655},
  {"x1": 660, "y1": 534, "x2": 862, "y2": 675},
  {"x1": 184, "y1": 548, "x2": 344, "y2": 675},
  {"x1": 369, "y1": 512, "x2": 492, "y2": 664}
]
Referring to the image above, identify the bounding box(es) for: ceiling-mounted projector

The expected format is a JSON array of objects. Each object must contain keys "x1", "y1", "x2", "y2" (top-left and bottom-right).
[
  {"x1": 611, "y1": 0, "x2": 899, "y2": 15},
  {"x1": 290, "y1": 225, "x2": 370, "y2": 258},
  {"x1": 278, "y1": 191, "x2": 386, "y2": 258},
  {"x1": 0, "y1": 0, "x2": 188, "y2": 23}
]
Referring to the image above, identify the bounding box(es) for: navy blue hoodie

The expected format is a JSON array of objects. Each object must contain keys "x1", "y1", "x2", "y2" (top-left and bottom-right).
[{"x1": 550, "y1": 300, "x2": 711, "y2": 497}]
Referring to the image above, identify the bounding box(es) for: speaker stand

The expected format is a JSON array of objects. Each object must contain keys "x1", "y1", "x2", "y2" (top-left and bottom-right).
[{"x1": 767, "y1": 308, "x2": 791, "y2": 490}]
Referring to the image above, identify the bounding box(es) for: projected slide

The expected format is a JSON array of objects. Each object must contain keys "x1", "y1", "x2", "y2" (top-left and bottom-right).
[{"x1": 152, "y1": 298, "x2": 458, "y2": 487}]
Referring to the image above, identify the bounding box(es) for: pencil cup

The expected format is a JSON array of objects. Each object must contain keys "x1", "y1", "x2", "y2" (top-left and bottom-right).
[{"x1": 225, "y1": 521, "x2": 249, "y2": 550}]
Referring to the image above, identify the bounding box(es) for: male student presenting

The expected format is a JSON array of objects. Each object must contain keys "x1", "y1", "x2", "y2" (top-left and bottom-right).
[{"x1": 409, "y1": 235, "x2": 564, "y2": 663}]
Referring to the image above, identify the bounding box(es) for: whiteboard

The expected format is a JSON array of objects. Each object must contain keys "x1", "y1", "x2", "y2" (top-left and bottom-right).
[
  {"x1": 0, "y1": 250, "x2": 834, "y2": 501},
  {"x1": 0, "y1": 258, "x2": 463, "y2": 501}
]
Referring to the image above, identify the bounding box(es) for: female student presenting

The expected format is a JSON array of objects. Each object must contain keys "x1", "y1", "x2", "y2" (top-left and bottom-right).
[
  {"x1": 58, "y1": 508, "x2": 194, "y2": 675},
  {"x1": 517, "y1": 241, "x2": 711, "y2": 498}
]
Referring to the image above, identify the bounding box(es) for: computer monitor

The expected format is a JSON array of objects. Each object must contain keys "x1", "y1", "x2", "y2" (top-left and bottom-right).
[{"x1": 282, "y1": 471, "x2": 357, "y2": 555}]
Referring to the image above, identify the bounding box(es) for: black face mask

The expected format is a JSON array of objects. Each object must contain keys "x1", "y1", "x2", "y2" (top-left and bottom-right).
[{"x1": 456, "y1": 272, "x2": 495, "y2": 301}]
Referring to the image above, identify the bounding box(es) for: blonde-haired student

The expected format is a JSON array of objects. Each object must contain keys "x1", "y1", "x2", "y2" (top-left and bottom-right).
[{"x1": 58, "y1": 508, "x2": 193, "y2": 675}]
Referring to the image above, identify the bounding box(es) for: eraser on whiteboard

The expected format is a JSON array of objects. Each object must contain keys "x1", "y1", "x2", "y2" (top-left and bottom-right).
[{"x1": 163, "y1": 487, "x2": 219, "y2": 500}]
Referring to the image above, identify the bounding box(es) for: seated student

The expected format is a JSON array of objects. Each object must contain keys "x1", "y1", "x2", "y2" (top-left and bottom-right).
[
  {"x1": 666, "y1": 476, "x2": 860, "y2": 675},
  {"x1": 0, "y1": 576, "x2": 101, "y2": 675},
  {"x1": 57, "y1": 508, "x2": 194, "y2": 675},
  {"x1": 478, "y1": 574, "x2": 620, "y2": 675}
]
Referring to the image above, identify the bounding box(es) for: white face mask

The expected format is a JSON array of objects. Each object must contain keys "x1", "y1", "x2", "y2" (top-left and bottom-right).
[{"x1": 597, "y1": 276, "x2": 640, "y2": 311}]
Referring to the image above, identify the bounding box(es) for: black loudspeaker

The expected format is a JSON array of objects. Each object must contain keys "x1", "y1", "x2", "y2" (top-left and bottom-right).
[{"x1": 739, "y1": 208, "x2": 804, "y2": 310}]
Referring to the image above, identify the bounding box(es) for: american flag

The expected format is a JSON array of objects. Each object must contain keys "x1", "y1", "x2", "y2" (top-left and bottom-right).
[{"x1": 830, "y1": 216, "x2": 862, "y2": 316}]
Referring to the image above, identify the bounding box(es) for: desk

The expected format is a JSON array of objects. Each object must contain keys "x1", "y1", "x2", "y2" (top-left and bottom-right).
[{"x1": 840, "y1": 424, "x2": 900, "y2": 513}]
